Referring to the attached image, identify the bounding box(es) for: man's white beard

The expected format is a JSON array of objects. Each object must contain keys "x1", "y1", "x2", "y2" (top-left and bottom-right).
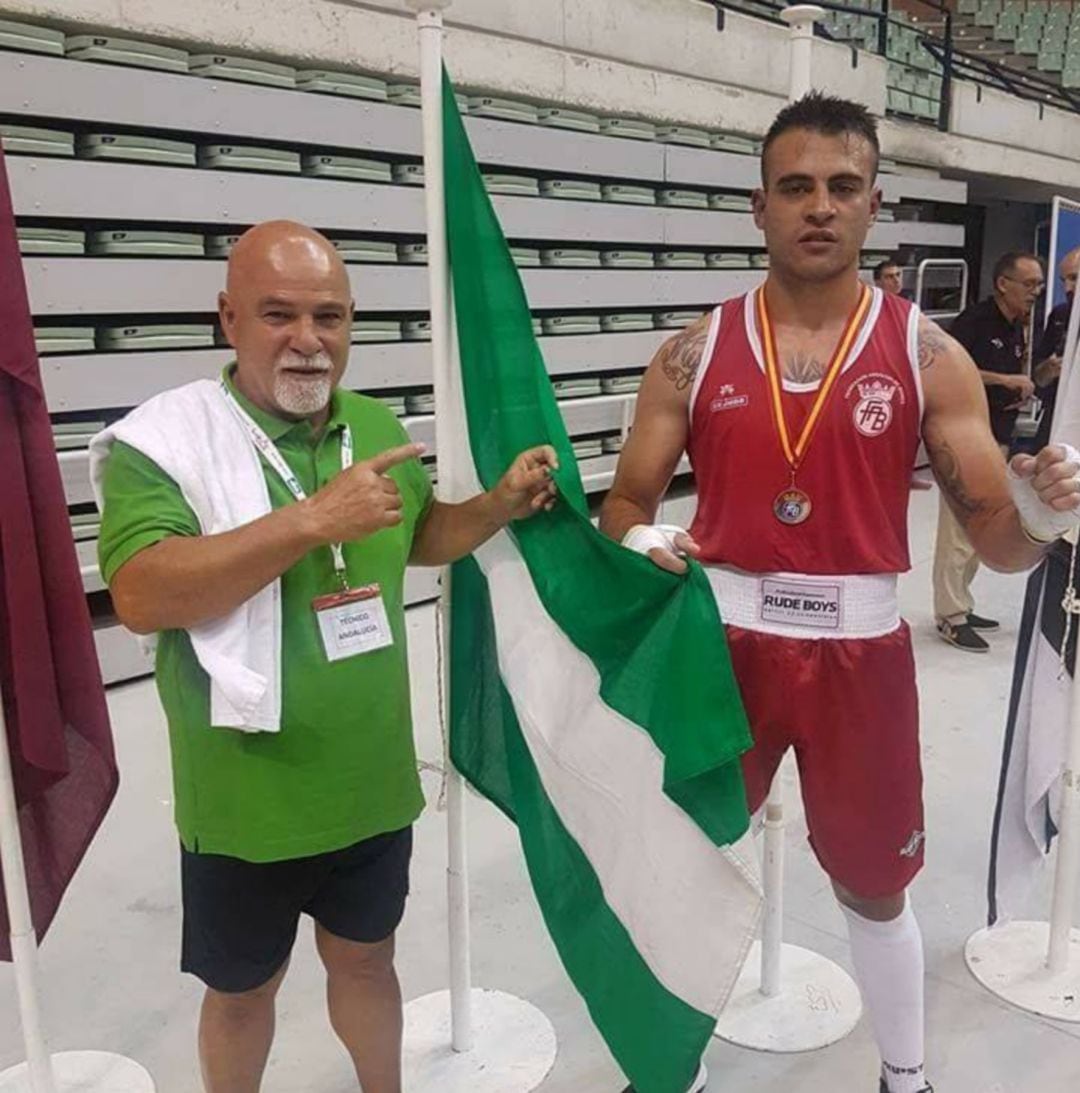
[{"x1": 273, "y1": 350, "x2": 334, "y2": 416}]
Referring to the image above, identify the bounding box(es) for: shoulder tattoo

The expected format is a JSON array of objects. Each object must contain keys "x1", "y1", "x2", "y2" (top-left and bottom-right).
[
  {"x1": 658, "y1": 317, "x2": 711, "y2": 392},
  {"x1": 917, "y1": 315, "x2": 954, "y2": 372}
]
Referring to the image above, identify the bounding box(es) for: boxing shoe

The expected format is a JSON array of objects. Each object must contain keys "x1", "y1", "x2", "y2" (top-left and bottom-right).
[{"x1": 879, "y1": 1081, "x2": 933, "y2": 1093}]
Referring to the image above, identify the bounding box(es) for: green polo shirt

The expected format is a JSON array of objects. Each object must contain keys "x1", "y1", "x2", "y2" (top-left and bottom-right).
[{"x1": 97, "y1": 371, "x2": 434, "y2": 862}]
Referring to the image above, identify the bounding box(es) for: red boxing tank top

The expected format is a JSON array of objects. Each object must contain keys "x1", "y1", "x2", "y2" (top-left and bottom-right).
[{"x1": 687, "y1": 287, "x2": 923, "y2": 575}]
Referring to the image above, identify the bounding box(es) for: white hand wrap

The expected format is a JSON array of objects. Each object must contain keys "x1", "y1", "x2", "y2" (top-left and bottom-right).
[
  {"x1": 622, "y1": 523, "x2": 688, "y2": 557},
  {"x1": 1008, "y1": 442, "x2": 1080, "y2": 543}
]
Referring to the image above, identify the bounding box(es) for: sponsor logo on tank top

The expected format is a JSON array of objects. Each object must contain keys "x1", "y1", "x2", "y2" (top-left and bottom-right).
[
  {"x1": 845, "y1": 372, "x2": 905, "y2": 438},
  {"x1": 899, "y1": 829, "x2": 925, "y2": 858},
  {"x1": 709, "y1": 383, "x2": 749, "y2": 413}
]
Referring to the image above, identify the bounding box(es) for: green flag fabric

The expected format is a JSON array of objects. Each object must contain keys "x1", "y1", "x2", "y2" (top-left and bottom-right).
[{"x1": 439, "y1": 69, "x2": 762, "y2": 1093}]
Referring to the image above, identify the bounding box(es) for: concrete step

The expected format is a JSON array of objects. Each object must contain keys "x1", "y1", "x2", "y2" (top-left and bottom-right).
[
  {"x1": 954, "y1": 25, "x2": 993, "y2": 43},
  {"x1": 957, "y1": 38, "x2": 1013, "y2": 59}
]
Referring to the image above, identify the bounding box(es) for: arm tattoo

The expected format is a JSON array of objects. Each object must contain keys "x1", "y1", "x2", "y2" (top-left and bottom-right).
[
  {"x1": 658, "y1": 321, "x2": 709, "y2": 392},
  {"x1": 927, "y1": 434, "x2": 988, "y2": 518},
  {"x1": 784, "y1": 351, "x2": 826, "y2": 383},
  {"x1": 917, "y1": 316, "x2": 953, "y2": 372}
]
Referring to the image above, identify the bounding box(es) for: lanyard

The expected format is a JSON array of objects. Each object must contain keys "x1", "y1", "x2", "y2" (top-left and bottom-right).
[
  {"x1": 220, "y1": 380, "x2": 353, "y2": 588},
  {"x1": 757, "y1": 284, "x2": 872, "y2": 474}
]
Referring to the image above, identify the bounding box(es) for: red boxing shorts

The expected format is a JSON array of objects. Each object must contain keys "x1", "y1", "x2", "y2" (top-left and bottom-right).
[{"x1": 709, "y1": 567, "x2": 925, "y2": 901}]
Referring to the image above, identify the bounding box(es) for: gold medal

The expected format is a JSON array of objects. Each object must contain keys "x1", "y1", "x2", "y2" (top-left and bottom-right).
[{"x1": 758, "y1": 285, "x2": 872, "y2": 525}]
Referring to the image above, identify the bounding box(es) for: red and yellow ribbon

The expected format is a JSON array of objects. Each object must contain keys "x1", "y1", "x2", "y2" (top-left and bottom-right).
[{"x1": 757, "y1": 284, "x2": 872, "y2": 472}]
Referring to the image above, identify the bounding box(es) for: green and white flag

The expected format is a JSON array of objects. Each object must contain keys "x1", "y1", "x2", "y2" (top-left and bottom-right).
[{"x1": 437, "y1": 72, "x2": 762, "y2": 1093}]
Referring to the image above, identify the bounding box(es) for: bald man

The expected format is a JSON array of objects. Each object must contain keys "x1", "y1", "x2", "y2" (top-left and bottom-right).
[
  {"x1": 91, "y1": 221, "x2": 557, "y2": 1093},
  {"x1": 1034, "y1": 248, "x2": 1079, "y2": 385}
]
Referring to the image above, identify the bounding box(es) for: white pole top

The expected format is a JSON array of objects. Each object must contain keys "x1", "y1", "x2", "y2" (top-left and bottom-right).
[
  {"x1": 404, "y1": 0, "x2": 453, "y2": 12},
  {"x1": 780, "y1": 5, "x2": 826, "y2": 27}
]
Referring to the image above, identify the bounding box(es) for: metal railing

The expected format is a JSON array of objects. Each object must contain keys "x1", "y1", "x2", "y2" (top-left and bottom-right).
[
  {"x1": 708, "y1": 0, "x2": 954, "y2": 129},
  {"x1": 710, "y1": 1, "x2": 1080, "y2": 125},
  {"x1": 923, "y1": 36, "x2": 1080, "y2": 113},
  {"x1": 915, "y1": 257, "x2": 970, "y2": 320}
]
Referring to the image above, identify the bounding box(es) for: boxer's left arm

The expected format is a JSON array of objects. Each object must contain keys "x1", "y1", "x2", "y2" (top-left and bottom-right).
[{"x1": 918, "y1": 314, "x2": 1080, "y2": 572}]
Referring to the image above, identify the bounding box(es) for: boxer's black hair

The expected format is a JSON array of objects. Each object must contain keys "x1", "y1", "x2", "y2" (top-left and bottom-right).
[{"x1": 761, "y1": 92, "x2": 880, "y2": 183}]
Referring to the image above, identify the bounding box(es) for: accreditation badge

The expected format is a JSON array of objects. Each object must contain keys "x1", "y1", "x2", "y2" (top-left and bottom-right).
[{"x1": 312, "y1": 584, "x2": 394, "y2": 662}]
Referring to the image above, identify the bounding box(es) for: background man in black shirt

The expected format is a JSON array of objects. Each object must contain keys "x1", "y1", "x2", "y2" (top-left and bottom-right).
[{"x1": 932, "y1": 251, "x2": 1043, "y2": 652}]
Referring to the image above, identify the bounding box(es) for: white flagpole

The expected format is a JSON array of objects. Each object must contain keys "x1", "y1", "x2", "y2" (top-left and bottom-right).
[
  {"x1": 781, "y1": 4, "x2": 823, "y2": 100},
  {"x1": 716, "y1": 4, "x2": 863, "y2": 1051},
  {"x1": 400, "y1": 8, "x2": 554, "y2": 1090},
  {"x1": 759, "y1": 0, "x2": 827, "y2": 1013},
  {"x1": 1049, "y1": 271, "x2": 1080, "y2": 975},
  {"x1": 1048, "y1": 661, "x2": 1080, "y2": 973},
  {"x1": 0, "y1": 698, "x2": 156, "y2": 1091},
  {"x1": 758, "y1": 778, "x2": 785, "y2": 997},
  {"x1": 0, "y1": 700, "x2": 57, "y2": 1093},
  {"x1": 406, "y1": 0, "x2": 473, "y2": 1053},
  {"x1": 965, "y1": 231, "x2": 1080, "y2": 1018}
]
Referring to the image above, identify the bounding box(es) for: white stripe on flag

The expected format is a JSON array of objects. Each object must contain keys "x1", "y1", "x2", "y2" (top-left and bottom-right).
[
  {"x1": 475, "y1": 530, "x2": 762, "y2": 1016},
  {"x1": 995, "y1": 577, "x2": 1071, "y2": 920}
]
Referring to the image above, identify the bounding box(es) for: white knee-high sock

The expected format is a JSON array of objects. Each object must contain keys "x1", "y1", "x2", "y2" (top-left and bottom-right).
[{"x1": 841, "y1": 897, "x2": 927, "y2": 1093}]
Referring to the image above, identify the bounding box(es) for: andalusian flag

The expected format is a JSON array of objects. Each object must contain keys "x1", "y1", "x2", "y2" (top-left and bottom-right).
[
  {"x1": 437, "y1": 73, "x2": 762, "y2": 1092},
  {"x1": 988, "y1": 269, "x2": 1080, "y2": 924}
]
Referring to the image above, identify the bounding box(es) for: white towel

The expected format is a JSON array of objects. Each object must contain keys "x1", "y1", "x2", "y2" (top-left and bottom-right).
[{"x1": 89, "y1": 379, "x2": 282, "y2": 733}]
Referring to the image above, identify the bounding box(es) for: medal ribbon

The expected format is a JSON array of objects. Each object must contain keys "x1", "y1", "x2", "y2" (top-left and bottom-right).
[
  {"x1": 219, "y1": 380, "x2": 353, "y2": 589},
  {"x1": 757, "y1": 284, "x2": 872, "y2": 475}
]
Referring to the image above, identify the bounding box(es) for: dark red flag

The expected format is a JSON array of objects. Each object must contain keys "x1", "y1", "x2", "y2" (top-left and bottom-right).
[{"x1": 0, "y1": 142, "x2": 118, "y2": 959}]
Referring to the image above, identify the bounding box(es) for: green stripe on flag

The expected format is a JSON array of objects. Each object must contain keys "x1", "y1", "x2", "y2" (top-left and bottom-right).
[
  {"x1": 441, "y1": 70, "x2": 752, "y2": 844},
  {"x1": 451, "y1": 555, "x2": 716, "y2": 1093}
]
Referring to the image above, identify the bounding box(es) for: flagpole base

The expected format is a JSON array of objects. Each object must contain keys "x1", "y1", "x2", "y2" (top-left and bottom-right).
[
  {"x1": 403, "y1": 988, "x2": 557, "y2": 1091},
  {"x1": 713, "y1": 942, "x2": 863, "y2": 1052},
  {"x1": 0, "y1": 1051, "x2": 155, "y2": 1092},
  {"x1": 965, "y1": 922, "x2": 1080, "y2": 1022}
]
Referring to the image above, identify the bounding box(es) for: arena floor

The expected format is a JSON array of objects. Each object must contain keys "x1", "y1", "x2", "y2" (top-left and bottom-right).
[{"x1": 2, "y1": 487, "x2": 1078, "y2": 1093}]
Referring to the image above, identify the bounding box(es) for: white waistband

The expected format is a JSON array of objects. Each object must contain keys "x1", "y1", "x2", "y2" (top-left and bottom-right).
[{"x1": 704, "y1": 566, "x2": 900, "y2": 639}]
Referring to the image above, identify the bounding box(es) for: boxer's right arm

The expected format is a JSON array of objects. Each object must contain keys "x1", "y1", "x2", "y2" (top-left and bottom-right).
[{"x1": 600, "y1": 316, "x2": 709, "y2": 573}]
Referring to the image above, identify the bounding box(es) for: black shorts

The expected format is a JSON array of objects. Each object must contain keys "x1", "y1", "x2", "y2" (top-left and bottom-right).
[{"x1": 180, "y1": 827, "x2": 412, "y2": 993}]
